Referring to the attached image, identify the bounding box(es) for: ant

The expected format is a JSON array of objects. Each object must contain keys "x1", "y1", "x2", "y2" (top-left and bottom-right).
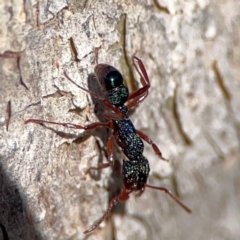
[{"x1": 25, "y1": 56, "x2": 191, "y2": 234}]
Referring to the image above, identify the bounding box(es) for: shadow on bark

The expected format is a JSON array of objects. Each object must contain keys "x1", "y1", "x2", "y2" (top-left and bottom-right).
[{"x1": 0, "y1": 160, "x2": 42, "y2": 240}]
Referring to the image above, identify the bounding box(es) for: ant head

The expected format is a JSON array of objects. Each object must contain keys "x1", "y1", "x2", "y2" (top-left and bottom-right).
[
  {"x1": 95, "y1": 64, "x2": 129, "y2": 107},
  {"x1": 95, "y1": 64, "x2": 123, "y2": 91},
  {"x1": 122, "y1": 156, "x2": 150, "y2": 191}
]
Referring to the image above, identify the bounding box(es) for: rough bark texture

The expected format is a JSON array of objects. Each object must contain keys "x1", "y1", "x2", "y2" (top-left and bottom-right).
[{"x1": 0, "y1": 0, "x2": 240, "y2": 240}]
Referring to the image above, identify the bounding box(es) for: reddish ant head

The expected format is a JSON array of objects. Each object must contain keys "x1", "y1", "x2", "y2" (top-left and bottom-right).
[
  {"x1": 122, "y1": 156, "x2": 150, "y2": 191},
  {"x1": 95, "y1": 64, "x2": 123, "y2": 90},
  {"x1": 94, "y1": 64, "x2": 129, "y2": 107}
]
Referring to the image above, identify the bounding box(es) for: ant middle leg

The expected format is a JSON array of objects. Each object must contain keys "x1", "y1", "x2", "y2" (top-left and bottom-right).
[
  {"x1": 82, "y1": 111, "x2": 124, "y2": 174},
  {"x1": 136, "y1": 130, "x2": 169, "y2": 162},
  {"x1": 85, "y1": 134, "x2": 115, "y2": 175}
]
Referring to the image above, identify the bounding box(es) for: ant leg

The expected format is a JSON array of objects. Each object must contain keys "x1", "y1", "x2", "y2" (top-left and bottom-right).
[
  {"x1": 84, "y1": 110, "x2": 125, "y2": 174},
  {"x1": 84, "y1": 187, "x2": 132, "y2": 234},
  {"x1": 136, "y1": 130, "x2": 169, "y2": 162},
  {"x1": 106, "y1": 134, "x2": 114, "y2": 163},
  {"x1": 63, "y1": 71, "x2": 124, "y2": 118},
  {"x1": 6, "y1": 100, "x2": 11, "y2": 131},
  {"x1": 85, "y1": 134, "x2": 115, "y2": 174},
  {"x1": 127, "y1": 91, "x2": 148, "y2": 109},
  {"x1": 133, "y1": 56, "x2": 151, "y2": 87},
  {"x1": 25, "y1": 119, "x2": 112, "y2": 131},
  {"x1": 25, "y1": 118, "x2": 116, "y2": 169},
  {"x1": 145, "y1": 184, "x2": 191, "y2": 213},
  {"x1": 126, "y1": 56, "x2": 151, "y2": 109}
]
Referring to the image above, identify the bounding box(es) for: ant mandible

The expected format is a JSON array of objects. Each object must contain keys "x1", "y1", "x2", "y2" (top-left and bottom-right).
[{"x1": 25, "y1": 56, "x2": 191, "y2": 234}]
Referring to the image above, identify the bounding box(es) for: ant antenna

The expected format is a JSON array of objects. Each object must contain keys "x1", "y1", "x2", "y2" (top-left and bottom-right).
[
  {"x1": 63, "y1": 71, "x2": 103, "y2": 101},
  {"x1": 63, "y1": 71, "x2": 124, "y2": 117}
]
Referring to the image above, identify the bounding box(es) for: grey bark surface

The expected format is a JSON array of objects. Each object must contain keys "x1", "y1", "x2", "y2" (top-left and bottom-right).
[{"x1": 0, "y1": 0, "x2": 240, "y2": 240}]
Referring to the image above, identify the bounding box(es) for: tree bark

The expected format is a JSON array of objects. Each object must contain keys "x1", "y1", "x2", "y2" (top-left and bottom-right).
[{"x1": 1, "y1": 0, "x2": 240, "y2": 240}]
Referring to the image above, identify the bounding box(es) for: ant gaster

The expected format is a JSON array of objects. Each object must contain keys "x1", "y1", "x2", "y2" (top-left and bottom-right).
[{"x1": 25, "y1": 56, "x2": 191, "y2": 234}]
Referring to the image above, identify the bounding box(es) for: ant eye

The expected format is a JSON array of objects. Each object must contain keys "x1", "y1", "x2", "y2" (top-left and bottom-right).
[{"x1": 105, "y1": 70, "x2": 123, "y2": 90}]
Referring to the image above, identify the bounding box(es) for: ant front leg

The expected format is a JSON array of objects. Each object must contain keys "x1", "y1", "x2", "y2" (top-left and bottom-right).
[
  {"x1": 25, "y1": 119, "x2": 115, "y2": 173},
  {"x1": 126, "y1": 56, "x2": 151, "y2": 109},
  {"x1": 136, "y1": 130, "x2": 169, "y2": 162},
  {"x1": 25, "y1": 118, "x2": 116, "y2": 173},
  {"x1": 25, "y1": 119, "x2": 112, "y2": 131}
]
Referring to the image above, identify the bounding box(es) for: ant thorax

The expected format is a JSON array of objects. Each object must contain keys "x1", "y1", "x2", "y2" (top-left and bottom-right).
[{"x1": 107, "y1": 85, "x2": 129, "y2": 107}]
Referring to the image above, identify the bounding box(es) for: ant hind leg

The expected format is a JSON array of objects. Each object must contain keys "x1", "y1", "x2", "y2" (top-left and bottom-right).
[{"x1": 84, "y1": 187, "x2": 132, "y2": 234}]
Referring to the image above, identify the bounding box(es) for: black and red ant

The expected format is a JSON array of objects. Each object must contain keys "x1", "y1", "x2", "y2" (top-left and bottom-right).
[{"x1": 25, "y1": 56, "x2": 191, "y2": 234}]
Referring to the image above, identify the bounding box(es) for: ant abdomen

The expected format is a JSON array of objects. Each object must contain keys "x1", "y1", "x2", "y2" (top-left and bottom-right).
[{"x1": 122, "y1": 156, "x2": 150, "y2": 191}]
